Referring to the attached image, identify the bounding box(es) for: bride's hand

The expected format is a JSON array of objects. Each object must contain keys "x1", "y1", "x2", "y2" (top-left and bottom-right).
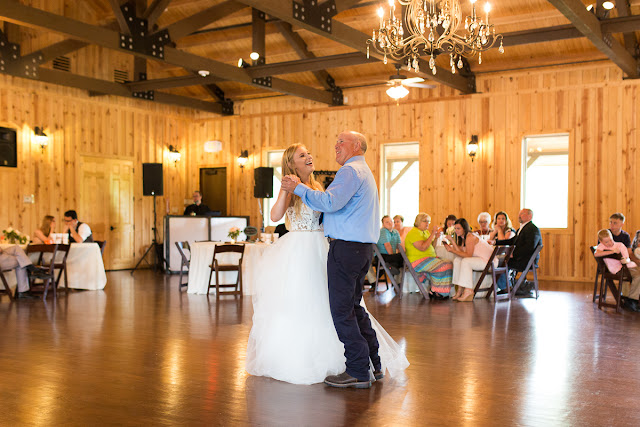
[{"x1": 281, "y1": 175, "x2": 301, "y2": 193}]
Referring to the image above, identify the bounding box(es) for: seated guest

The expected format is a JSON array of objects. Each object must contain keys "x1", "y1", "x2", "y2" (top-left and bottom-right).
[
  {"x1": 595, "y1": 229, "x2": 640, "y2": 312},
  {"x1": 608, "y1": 212, "x2": 631, "y2": 247},
  {"x1": 495, "y1": 208, "x2": 542, "y2": 294},
  {"x1": 0, "y1": 245, "x2": 48, "y2": 299},
  {"x1": 443, "y1": 215, "x2": 457, "y2": 232},
  {"x1": 274, "y1": 223, "x2": 289, "y2": 238},
  {"x1": 632, "y1": 230, "x2": 640, "y2": 261},
  {"x1": 488, "y1": 211, "x2": 516, "y2": 244},
  {"x1": 475, "y1": 212, "x2": 492, "y2": 240},
  {"x1": 445, "y1": 218, "x2": 495, "y2": 302},
  {"x1": 64, "y1": 210, "x2": 94, "y2": 243},
  {"x1": 184, "y1": 191, "x2": 211, "y2": 216},
  {"x1": 33, "y1": 215, "x2": 56, "y2": 244},
  {"x1": 376, "y1": 215, "x2": 403, "y2": 271},
  {"x1": 607, "y1": 213, "x2": 639, "y2": 264},
  {"x1": 393, "y1": 215, "x2": 411, "y2": 248},
  {"x1": 405, "y1": 213, "x2": 453, "y2": 298}
]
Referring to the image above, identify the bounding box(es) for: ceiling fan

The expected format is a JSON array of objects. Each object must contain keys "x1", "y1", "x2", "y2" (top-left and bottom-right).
[{"x1": 385, "y1": 64, "x2": 435, "y2": 101}]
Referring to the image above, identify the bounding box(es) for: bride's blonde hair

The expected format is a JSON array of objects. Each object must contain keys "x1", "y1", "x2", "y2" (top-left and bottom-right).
[{"x1": 281, "y1": 144, "x2": 323, "y2": 227}]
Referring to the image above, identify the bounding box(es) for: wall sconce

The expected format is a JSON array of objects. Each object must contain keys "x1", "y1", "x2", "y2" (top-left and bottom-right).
[
  {"x1": 237, "y1": 150, "x2": 249, "y2": 168},
  {"x1": 168, "y1": 145, "x2": 181, "y2": 165},
  {"x1": 204, "y1": 140, "x2": 222, "y2": 153},
  {"x1": 467, "y1": 135, "x2": 479, "y2": 162},
  {"x1": 34, "y1": 127, "x2": 49, "y2": 151}
]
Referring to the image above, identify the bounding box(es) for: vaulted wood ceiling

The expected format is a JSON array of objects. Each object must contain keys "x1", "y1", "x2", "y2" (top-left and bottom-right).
[{"x1": 1, "y1": 0, "x2": 639, "y2": 114}]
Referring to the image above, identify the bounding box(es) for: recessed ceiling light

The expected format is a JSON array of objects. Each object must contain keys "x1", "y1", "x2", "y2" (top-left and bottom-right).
[
  {"x1": 198, "y1": 70, "x2": 210, "y2": 77},
  {"x1": 249, "y1": 52, "x2": 260, "y2": 61},
  {"x1": 602, "y1": 1, "x2": 615, "y2": 10}
]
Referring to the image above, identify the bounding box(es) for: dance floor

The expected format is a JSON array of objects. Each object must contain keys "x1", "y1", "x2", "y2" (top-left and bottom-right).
[{"x1": 1, "y1": 271, "x2": 639, "y2": 426}]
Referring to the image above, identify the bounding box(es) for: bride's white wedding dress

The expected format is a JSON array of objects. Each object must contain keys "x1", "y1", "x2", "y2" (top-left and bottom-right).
[{"x1": 245, "y1": 203, "x2": 409, "y2": 385}]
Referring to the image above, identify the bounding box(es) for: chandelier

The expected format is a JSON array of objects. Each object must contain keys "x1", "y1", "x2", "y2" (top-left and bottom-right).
[{"x1": 367, "y1": 0, "x2": 504, "y2": 76}]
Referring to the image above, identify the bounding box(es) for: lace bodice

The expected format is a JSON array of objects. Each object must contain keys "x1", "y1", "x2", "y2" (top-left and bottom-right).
[{"x1": 286, "y1": 204, "x2": 323, "y2": 231}]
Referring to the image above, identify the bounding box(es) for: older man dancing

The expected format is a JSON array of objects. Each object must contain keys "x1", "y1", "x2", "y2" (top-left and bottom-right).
[{"x1": 281, "y1": 131, "x2": 381, "y2": 389}]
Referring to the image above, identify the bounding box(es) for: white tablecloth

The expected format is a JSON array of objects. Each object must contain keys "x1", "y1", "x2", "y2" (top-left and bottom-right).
[
  {"x1": 1, "y1": 243, "x2": 107, "y2": 291},
  {"x1": 187, "y1": 242, "x2": 269, "y2": 295}
]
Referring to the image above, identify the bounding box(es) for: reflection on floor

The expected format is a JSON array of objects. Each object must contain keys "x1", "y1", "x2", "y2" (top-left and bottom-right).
[{"x1": 0, "y1": 271, "x2": 638, "y2": 425}]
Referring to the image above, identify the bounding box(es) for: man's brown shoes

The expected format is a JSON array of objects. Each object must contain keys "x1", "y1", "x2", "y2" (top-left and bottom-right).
[{"x1": 324, "y1": 372, "x2": 371, "y2": 389}]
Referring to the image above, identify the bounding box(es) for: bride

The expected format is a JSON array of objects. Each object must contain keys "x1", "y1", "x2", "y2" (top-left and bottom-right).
[{"x1": 245, "y1": 143, "x2": 409, "y2": 385}]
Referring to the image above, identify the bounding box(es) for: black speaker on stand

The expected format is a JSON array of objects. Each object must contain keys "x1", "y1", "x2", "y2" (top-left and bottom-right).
[
  {"x1": 254, "y1": 167, "x2": 274, "y2": 198},
  {"x1": 254, "y1": 167, "x2": 273, "y2": 233},
  {"x1": 132, "y1": 163, "x2": 165, "y2": 275}
]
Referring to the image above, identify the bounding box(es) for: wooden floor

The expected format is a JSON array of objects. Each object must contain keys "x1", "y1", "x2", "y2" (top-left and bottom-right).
[{"x1": 1, "y1": 272, "x2": 639, "y2": 426}]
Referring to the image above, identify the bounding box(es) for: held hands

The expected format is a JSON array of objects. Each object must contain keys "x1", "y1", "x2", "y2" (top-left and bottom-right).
[{"x1": 281, "y1": 174, "x2": 301, "y2": 193}]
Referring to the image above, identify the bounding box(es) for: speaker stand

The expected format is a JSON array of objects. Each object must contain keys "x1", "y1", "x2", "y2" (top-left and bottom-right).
[{"x1": 131, "y1": 193, "x2": 166, "y2": 275}]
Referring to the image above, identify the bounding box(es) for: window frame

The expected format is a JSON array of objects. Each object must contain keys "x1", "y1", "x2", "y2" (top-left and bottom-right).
[
  {"x1": 520, "y1": 130, "x2": 574, "y2": 234},
  {"x1": 379, "y1": 141, "x2": 420, "y2": 223}
]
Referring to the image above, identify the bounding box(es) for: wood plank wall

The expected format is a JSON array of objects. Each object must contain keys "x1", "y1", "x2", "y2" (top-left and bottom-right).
[
  {"x1": 1, "y1": 62, "x2": 637, "y2": 280},
  {"x1": 0, "y1": 73, "x2": 203, "y2": 267},
  {"x1": 188, "y1": 62, "x2": 637, "y2": 283}
]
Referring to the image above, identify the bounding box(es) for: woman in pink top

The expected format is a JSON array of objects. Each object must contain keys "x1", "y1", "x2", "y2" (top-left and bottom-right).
[
  {"x1": 444, "y1": 218, "x2": 496, "y2": 302},
  {"x1": 595, "y1": 229, "x2": 640, "y2": 312}
]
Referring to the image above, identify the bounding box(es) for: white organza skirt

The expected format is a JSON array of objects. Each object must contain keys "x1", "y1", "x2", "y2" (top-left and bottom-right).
[{"x1": 245, "y1": 230, "x2": 409, "y2": 385}]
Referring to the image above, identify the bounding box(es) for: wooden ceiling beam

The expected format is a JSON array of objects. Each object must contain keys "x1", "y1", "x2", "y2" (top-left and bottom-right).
[
  {"x1": 249, "y1": 52, "x2": 367, "y2": 77},
  {"x1": 143, "y1": 0, "x2": 173, "y2": 29},
  {"x1": 2, "y1": 67, "x2": 223, "y2": 114},
  {"x1": 126, "y1": 74, "x2": 225, "y2": 91},
  {"x1": 126, "y1": 52, "x2": 367, "y2": 91},
  {"x1": 233, "y1": 0, "x2": 473, "y2": 93},
  {"x1": 547, "y1": 0, "x2": 638, "y2": 77},
  {"x1": 21, "y1": 39, "x2": 88, "y2": 64},
  {"x1": 502, "y1": 15, "x2": 640, "y2": 47},
  {"x1": 107, "y1": 0, "x2": 131, "y2": 35},
  {"x1": 163, "y1": 0, "x2": 246, "y2": 41},
  {"x1": 252, "y1": 8, "x2": 266, "y2": 65},
  {"x1": 613, "y1": 0, "x2": 638, "y2": 56},
  {"x1": 275, "y1": 21, "x2": 336, "y2": 91},
  {"x1": 0, "y1": 0, "x2": 335, "y2": 105}
]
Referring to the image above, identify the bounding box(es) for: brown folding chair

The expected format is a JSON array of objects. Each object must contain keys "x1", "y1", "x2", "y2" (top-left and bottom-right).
[
  {"x1": 26, "y1": 244, "x2": 59, "y2": 300},
  {"x1": 371, "y1": 244, "x2": 402, "y2": 297},
  {"x1": 473, "y1": 245, "x2": 515, "y2": 301},
  {"x1": 0, "y1": 268, "x2": 15, "y2": 300},
  {"x1": 94, "y1": 240, "x2": 107, "y2": 257},
  {"x1": 398, "y1": 246, "x2": 430, "y2": 300},
  {"x1": 510, "y1": 243, "x2": 543, "y2": 299},
  {"x1": 591, "y1": 247, "x2": 630, "y2": 313},
  {"x1": 53, "y1": 244, "x2": 71, "y2": 293},
  {"x1": 208, "y1": 244, "x2": 245, "y2": 299},
  {"x1": 175, "y1": 241, "x2": 190, "y2": 290}
]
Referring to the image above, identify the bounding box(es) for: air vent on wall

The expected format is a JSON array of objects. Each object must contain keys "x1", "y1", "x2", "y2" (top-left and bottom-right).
[
  {"x1": 52, "y1": 56, "x2": 70, "y2": 72},
  {"x1": 114, "y1": 69, "x2": 129, "y2": 84}
]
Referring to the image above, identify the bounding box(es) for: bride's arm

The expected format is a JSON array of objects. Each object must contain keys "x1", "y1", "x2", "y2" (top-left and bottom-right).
[{"x1": 270, "y1": 189, "x2": 293, "y2": 222}]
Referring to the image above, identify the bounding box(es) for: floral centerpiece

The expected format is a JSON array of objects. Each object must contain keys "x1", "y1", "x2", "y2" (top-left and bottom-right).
[
  {"x1": 1, "y1": 227, "x2": 29, "y2": 244},
  {"x1": 228, "y1": 227, "x2": 241, "y2": 243}
]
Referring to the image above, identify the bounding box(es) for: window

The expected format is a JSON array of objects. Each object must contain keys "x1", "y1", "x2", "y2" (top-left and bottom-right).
[
  {"x1": 263, "y1": 150, "x2": 284, "y2": 228},
  {"x1": 381, "y1": 143, "x2": 420, "y2": 224},
  {"x1": 521, "y1": 134, "x2": 569, "y2": 229}
]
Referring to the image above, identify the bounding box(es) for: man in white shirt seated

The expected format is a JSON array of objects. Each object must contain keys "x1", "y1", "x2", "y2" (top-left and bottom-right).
[{"x1": 63, "y1": 210, "x2": 94, "y2": 243}]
